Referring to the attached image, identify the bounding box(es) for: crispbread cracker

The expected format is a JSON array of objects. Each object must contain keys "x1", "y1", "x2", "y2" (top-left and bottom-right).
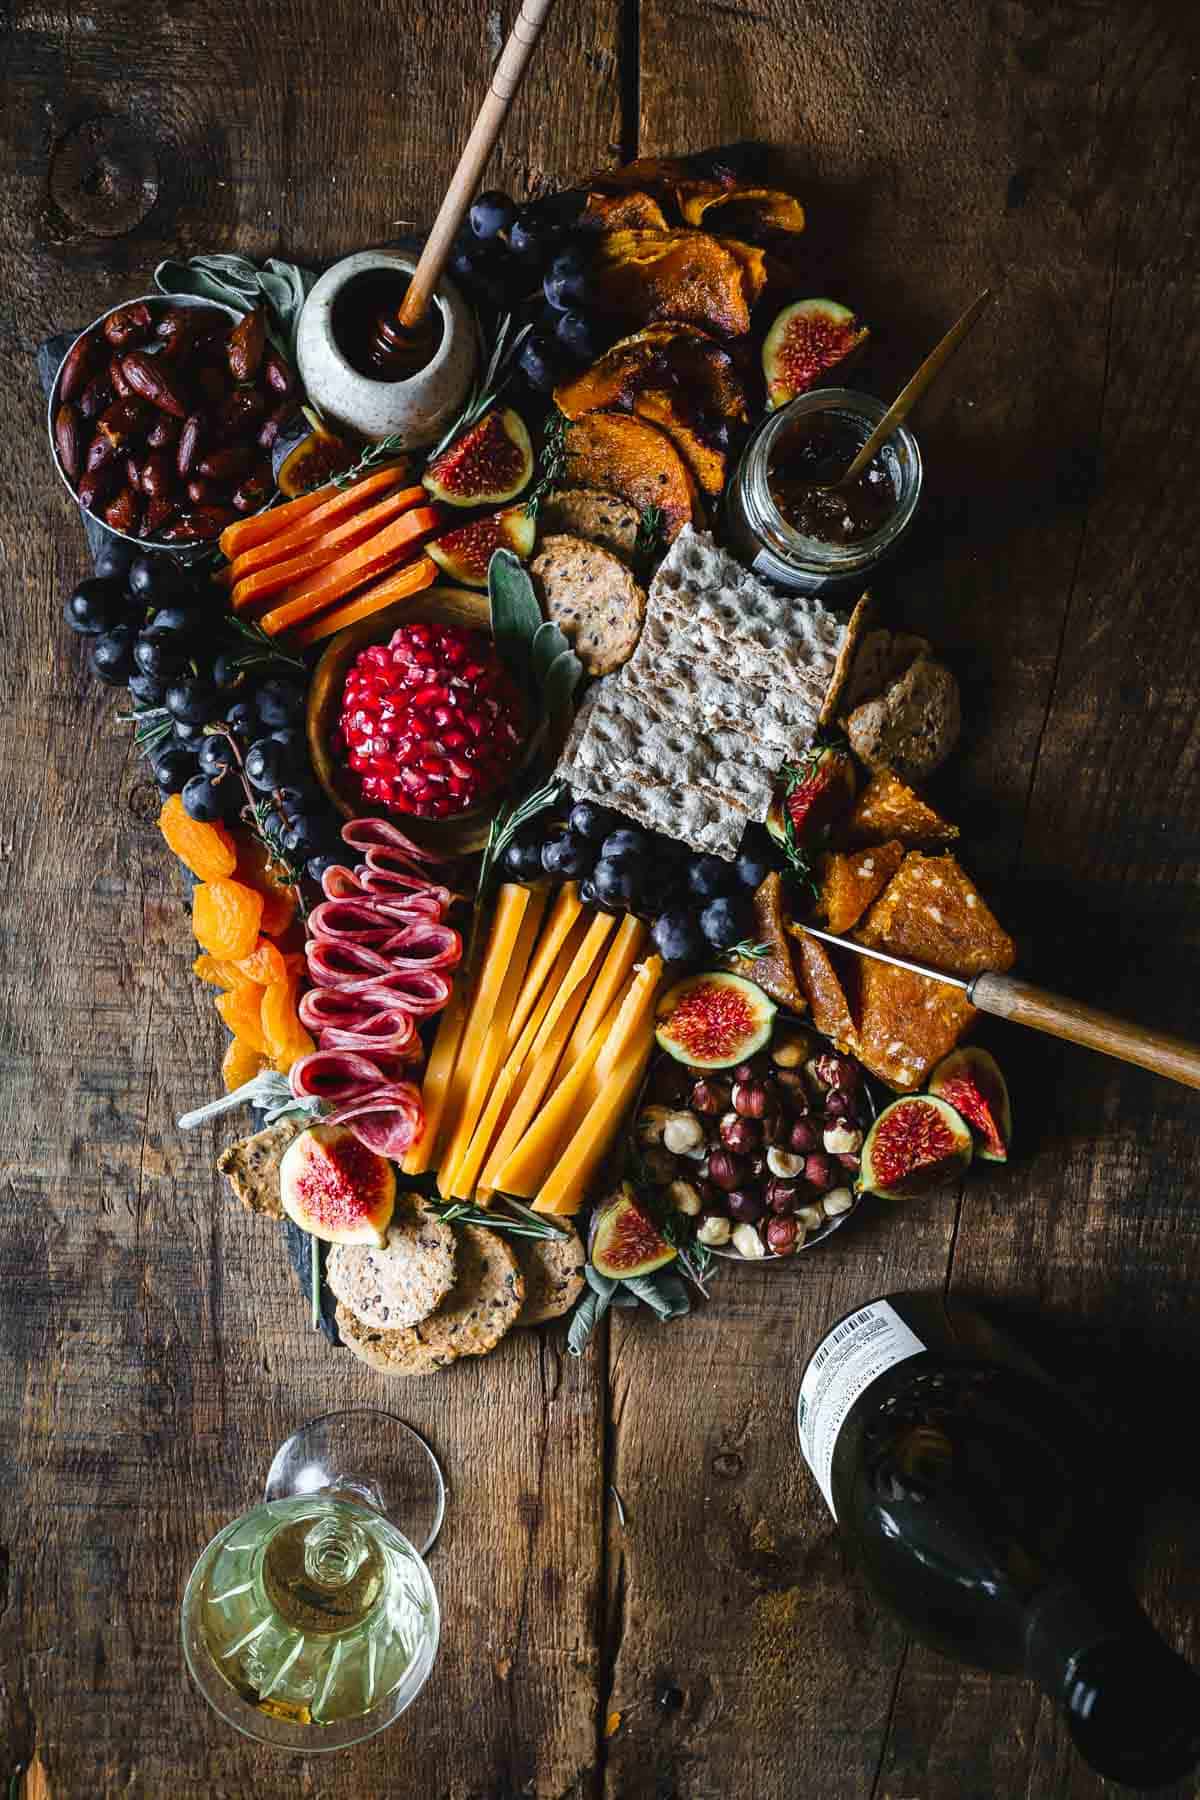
[
  {"x1": 820, "y1": 591, "x2": 878, "y2": 725},
  {"x1": 539, "y1": 488, "x2": 641, "y2": 563},
  {"x1": 327, "y1": 1199, "x2": 457, "y2": 1329},
  {"x1": 217, "y1": 1116, "x2": 306, "y2": 1219},
  {"x1": 513, "y1": 1226, "x2": 586, "y2": 1325},
  {"x1": 416, "y1": 1224, "x2": 524, "y2": 1359},
  {"x1": 335, "y1": 1302, "x2": 452, "y2": 1378},
  {"x1": 532, "y1": 534, "x2": 645, "y2": 675},
  {"x1": 563, "y1": 766, "x2": 746, "y2": 855},
  {"x1": 566, "y1": 675, "x2": 777, "y2": 816}
]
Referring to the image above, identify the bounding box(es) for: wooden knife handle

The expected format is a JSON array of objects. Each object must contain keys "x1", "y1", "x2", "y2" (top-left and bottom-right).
[
  {"x1": 399, "y1": 0, "x2": 556, "y2": 332},
  {"x1": 970, "y1": 972, "x2": 1200, "y2": 1091}
]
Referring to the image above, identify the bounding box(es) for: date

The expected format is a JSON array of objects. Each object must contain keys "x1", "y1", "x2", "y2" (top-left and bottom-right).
[
  {"x1": 232, "y1": 462, "x2": 274, "y2": 513},
  {"x1": 77, "y1": 462, "x2": 118, "y2": 513},
  {"x1": 143, "y1": 496, "x2": 178, "y2": 536},
  {"x1": 104, "y1": 485, "x2": 141, "y2": 534},
  {"x1": 262, "y1": 350, "x2": 296, "y2": 399},
  {"x1": 109, "y1": 353, "x2": 134, "y2": 400},
  {"x1": 121, "y1": 350, "x2": 188, "y2": 418},
  {"x1": 258, "y1": 401, "x2": 293, "y2": 451},
  {"x1": 85, "y1": 431, "x2": 120, "y2": 473},
  {"x1": 159, "y1": 505, "x2": 237, "y2": 542},
  {"x1": 58, "y1": 330, "x2": 100, "y2": 404},
  {"x1": 227, "y1": 307, "x2": 267, "y2": 382},
  {"x1": 95, "y1": 398, "x2": 149, "y2": 450},
  {"x1": 78, "y1": 374, "x2": 114, "y2": 421},
  {"x1": 146, "y1": 414, "x2": 181, "y2": 451},
  {"x1": 54, "y1": 403, "x2": 83, "y2": 481},
  {"x1": 141, "y1": 451, "x2": 173, "y2": 499},
  {"x1": 103, "y1": 302, "x2": 153, "y2": 349},
  {"x1": 197, "y1": 445, "x2": 253, "y2": 482},
  {"x1": 176, "y1": 413, "x2": 204, "y2": 478}
]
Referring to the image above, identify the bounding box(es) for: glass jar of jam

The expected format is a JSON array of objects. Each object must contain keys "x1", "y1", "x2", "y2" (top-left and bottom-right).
[{"x1": 723, "y1": 388, "x2": 922, "y2": 596}]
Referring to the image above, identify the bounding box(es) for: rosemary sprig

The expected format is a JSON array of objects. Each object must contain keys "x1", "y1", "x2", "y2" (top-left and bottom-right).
[
  {"x1": 729, "y1": 938, "x2": 770, "y2": 960},
  {"x1": 425, "y1": 313, "x2": 533, "y2": 465},
  {"x1": 329, "y1": 431, "x2": 411, "y2": 492},
  {"x1": 125, "y1": 705, "x2": 175, "y2": 761},
  {"x1": 635, "y1": 503, "x2": 666, "y2": 566},
  {"x1": 427, "y1": 1198, "x2": 568, "y2": 1242},
  {"x1": 226, "y1": 613, "x2": 307, "y2": 675},
  {"x1": 475, "y1": 776, "x2": 565, "y2": 915},
  {"x1": 524, "y1": 407, "x2": 568, "y2": 518},
  {"x1": 202, "y1": 726, "x2": 310, "y2": 918}
]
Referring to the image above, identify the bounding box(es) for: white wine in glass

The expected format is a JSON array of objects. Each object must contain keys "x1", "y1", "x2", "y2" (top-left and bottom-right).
[{"x1": 182, "y1": 1409, "x2": 444, "y2": 1751}]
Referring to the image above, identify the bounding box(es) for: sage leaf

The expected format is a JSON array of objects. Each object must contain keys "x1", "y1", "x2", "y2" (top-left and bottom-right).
[
  {"x1": 488, "y1": 549, "x2": 543, "y2": 688},
  {"x1": 567, "y1": 1287, "x2": 611, "y2": 1357},
  {"x1": 541, "y1": 646, "x2": 584, "y2": 719},
  {"x1": 531, "y1": 619, "x2": 573, "y2": 682}
]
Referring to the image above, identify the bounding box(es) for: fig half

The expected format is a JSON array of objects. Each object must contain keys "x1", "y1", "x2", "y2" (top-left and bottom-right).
[
  {"x1": 859, "y1": 1095, "x2": 972, "y2": 1199},
  {"x1": 427, "y1": 502, "x2": 536, "y2": 587},
  {"x1": 423, "y1": 406, "x2": 533, "y2": 507},
  {"x1": 279, "y1": 1123, "x2": 396, "y2": 1245},
  {"x1": 654, "y1": 972, "x2": 775, "y2": 1070},
  {"x1": 928, "y1": 1046, "x2": 1012, "y2": 1162},
  {"x1": 766, "y1": 746, "x2": 857, "y2": 849},
  {"x1": 590, "y1": 1181, "x2": 676, "y2": 1280},
  {"x1": 762, "y1": 299, "x2": 868, "y2": 410}
]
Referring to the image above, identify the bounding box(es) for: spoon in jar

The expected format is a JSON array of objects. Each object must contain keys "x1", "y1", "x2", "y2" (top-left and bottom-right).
[
  {"x1": 826, "y1": 287, "x2": 993, "y2": 488},
  {"x1": 367, "y1": 0, "x2": 557, "y2": 376}
]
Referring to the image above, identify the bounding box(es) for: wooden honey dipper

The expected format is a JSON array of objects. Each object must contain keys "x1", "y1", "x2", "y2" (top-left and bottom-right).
[{"x1": 368, "y1": 0, "x2": 557, "y2": 376}]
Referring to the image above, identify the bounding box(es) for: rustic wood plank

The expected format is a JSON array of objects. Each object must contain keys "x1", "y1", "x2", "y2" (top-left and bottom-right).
[
  {"x1": 0, "y1": 3, "x2": 619, "y2": 1795},
  {"x1": 609, "y1": 2, "x2": 1200, "y2": 1797}
]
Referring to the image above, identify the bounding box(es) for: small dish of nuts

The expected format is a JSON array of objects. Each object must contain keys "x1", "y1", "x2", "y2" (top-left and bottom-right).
[{"x1": 632, "y1": 1021, "x2": 874, "y2": 1261}]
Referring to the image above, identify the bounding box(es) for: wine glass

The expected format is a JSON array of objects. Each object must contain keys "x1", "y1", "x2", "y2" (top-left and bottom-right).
[{"x1": 182, "y1": 1409, "x2": 445, "y2": 1750}]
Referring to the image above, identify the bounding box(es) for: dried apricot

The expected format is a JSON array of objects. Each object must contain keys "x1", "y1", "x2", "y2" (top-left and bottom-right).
[
  {"x1": 235, "y1": 938, "x2": 288, "y2": 986},
  {"x1": 234, "y1": 836, "x2": 298, "y2": 938},
  {"x1": 160, "y1": 793, "x2": 237, "y2": 880},
  {"x1": 222, "y1": 1037, "x2": 268, "y2": 1091},
  {"x1": 261, "y1": 973, "x2": 314, "y2": 1068},
  {"x1": 193, "y1": 878, "x2": 264, "y2": 960},
  {"x1": 215, "y1": 984, "x2": 271, "y2": 1053},
  {"x1": 193, "y1": 953, "x2": 258, "y2": 990}
]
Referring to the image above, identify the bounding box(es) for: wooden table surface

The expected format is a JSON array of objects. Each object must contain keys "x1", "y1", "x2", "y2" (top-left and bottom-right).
[{"x1": 3, "y1": 2, "x2": 1200, "y2": 1795}]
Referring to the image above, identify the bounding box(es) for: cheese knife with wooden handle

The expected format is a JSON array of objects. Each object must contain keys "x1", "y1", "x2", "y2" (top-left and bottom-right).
[{"x1": 796, "y1": 923, "x2": 1200, "y2": 1092}]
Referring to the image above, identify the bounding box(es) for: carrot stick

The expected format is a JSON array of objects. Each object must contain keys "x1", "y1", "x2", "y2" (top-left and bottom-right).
[
  {"x1": 256, "y1": 506, "x2": 440, "y2": 634},
  {"x1": 217, "y1": 464, "x2": 413, "y2": 560},
  {"x1": 230, "y1": 486, "x2": 427, "y2": 614},
  {"x1": 227, "y1": 481, "x2": 426, "y2": 587},
  {"x1": 285, "y1": 556, "x2": 439, "y2": 647}
]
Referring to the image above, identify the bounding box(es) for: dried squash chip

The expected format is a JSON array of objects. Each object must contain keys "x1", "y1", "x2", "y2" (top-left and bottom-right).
[
  {"x1": 193, "y1": 879, "x2": 264, "y2": 960},
  {"x1": 159, "y1": 793, "x2": 237, "y2": 881}
]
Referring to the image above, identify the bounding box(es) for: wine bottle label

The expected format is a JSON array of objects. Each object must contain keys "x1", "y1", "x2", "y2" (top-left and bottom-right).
[{"x1": 797, "y1": 1301, "x2": 926, "y2": 1518}]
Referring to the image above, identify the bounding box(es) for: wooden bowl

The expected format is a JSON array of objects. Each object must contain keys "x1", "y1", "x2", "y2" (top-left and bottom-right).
[{"x1": 306, "y1": 584, "x2": 525, "y2": 855}]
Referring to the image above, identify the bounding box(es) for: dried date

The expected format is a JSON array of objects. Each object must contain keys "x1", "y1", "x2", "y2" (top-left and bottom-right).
[
  {"x1": 104, "y1": 485, "x2": 141, "y2": 534},
  {"x1": 54, "y1": 403, "x2": 82, "y2": 481},
  {"x1": 197, "y1": 445, "x2": 252, "y2": 482},
  {"x1": 58, "y1": 330, "x2": 101, "y2": 404},
  {"x1": 103, "y1": 302, "x2": 153, "y2": 349},
  {"x1": 143, "y1": 496, "x2": 178, "y2": 536},
  {"x1": 121, "y1": 351, "x2": 188, "y2": 418},
  {"x1": 95, "y1": 399, "x2": 149, "y2": 450},
  {"x1": 141, "y1": 451, "x2": 173, "y2": 499},
  {"x1": 227, "y1": 307, "x2": 267, "y2": 381},
  {"x1": 159, "y1": 506, "x2": 237, "y2": 542},
  {"x1": 78, "y1": 375, "x2": 114, "y2": 421},
  {"x1": 261, "y1": 350, "x2": 296, "y2": 399},
  {"x1": 176, "y1": 413, "x2": 204, "y2": 477},
  {"x1": 146, "y1": 415, "x2": 181, "y2": 451},
  {"x1": 109, "y1": 353, "x2": 134, "y2": 400},
  {"x1": 232, "y1": 462, "x2": 273, "y2": 513}
]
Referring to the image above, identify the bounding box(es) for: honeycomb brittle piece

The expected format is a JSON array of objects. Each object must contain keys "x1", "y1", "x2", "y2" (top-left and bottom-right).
[
  {"x1": 856, "y1": 959, "x2": 976, "y2": 1093},
  {"x1": 840, "y1": 769, "x2": 958, "y2": 849},
  {"x1": 815, "y1": 839, "x2": 905, "y2": 935},
  {"x1": 788, "y1": 926, "x2": 858, "y2": 1054},
  {"x1": 856, "y1": 853, "x2": 1015, "y2": 979}
]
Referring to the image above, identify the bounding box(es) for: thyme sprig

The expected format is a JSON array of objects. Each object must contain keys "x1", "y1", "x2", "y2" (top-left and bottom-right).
[
  {"x1": 226, "y1": 613, "x2": 307, "y2": 675},
  {"x1": 524, "y1": 407, "x2": 568, "y2": 518}
]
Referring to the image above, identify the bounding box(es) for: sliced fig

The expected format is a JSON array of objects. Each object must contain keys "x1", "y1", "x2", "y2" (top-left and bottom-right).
[
  {"x1": 279, "y1": 1124, "x2": 396, "y2": 1246},
  {"x1": 762, "y1": 299, "x2": 869, "y2": 411},
  {"x1": 766, "y1": 746, "x2": 858, "y2": 850},
  {"x1": 275, "y1": 418, "x2": 357, "y2": 497},
  {"x1": 929, "y1": 1047, "x2": 1012, "y2": 1163},
  {"x1": 427, "y1": 502, "x2": 536, "y2": 586},
  {"x1": 654, "y1": 972, "x2": 776, "y2": 1070},
  {"x1": 590, "y1": 1181, "x2": 677, "y2": 1279},
  {"x1": 423, "y1": 407, "x2": 533, "y2": 507},
  {"x1": 859, "y1": 1095, "x2": 972, "y2": 1200}
]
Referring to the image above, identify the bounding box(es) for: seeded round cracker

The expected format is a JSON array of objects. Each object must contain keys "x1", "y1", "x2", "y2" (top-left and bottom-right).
[
  {"x1": 335, "y1": 1302, "x2": 454, "y2": 1378},
  {"x1": 538, "y1": 488, "x2": 641, "y2": 563},
  {"x1": 327, "y1": 1199, "x2": 457, "y2": 1330},
  {"x1": 532, "y1": 533, "x2": 646, "y2": 675},
  {"x1": 417, "y1": 1224, "x2": 524, "y2": 1359},
  {"x1": 513, "y1": 1226, "x2": 586, "y2": 1326}
]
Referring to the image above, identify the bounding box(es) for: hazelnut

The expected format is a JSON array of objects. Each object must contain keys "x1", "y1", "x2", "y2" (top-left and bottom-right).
[
  {"x1": 663, "y1": 1110, "x2": 706, "y2": 1156},
  {"x1": 719, "y1": 1112, "x2": 760, "y2": 1154},
  {"x1": 804, "y1": 1055, "x2": 832, "y2": 1095},
  {"x1": 727, "y1": 1187, "x2": 764, "y2": 1223},
  {"x1": 824, "y1": 1089, "x2": 851, "y2": 1118},
  {"x1": 666, "y1": 1179, "x2": 702, "y2": 1216},
  {"x1": 822, "y1": 1186, "x2": 855, "y2": 1217},
  {"x1": 774, "y1": 1068, "x2": 808, "y2": 1099},
  {"x1": 696, "y1": 1212, "x2": 732, "y2": 1246},
  {"x1": 707, "y1": 1147, "x2": 747, "y2": 1191},
  {"x1": 796, "y1": 1203, "x2": 825, "y2": 1231},
  {"x1": 771, "y1": 1031, "x2": 811, "y2": 1070},
  {"x1": 636, "y1": 1105, "x2": 671, "y2": 1147},
  {"x1": 766, "y1": 1146, "x2": 805, "y2": 1179},
  {"x1": 732, "y1": 1059, "x2": 764, "y2": 1084},
  {"x1": 812, "y1": 1051, "x2": 857, "y2": 1092},
  {"x1": 804, "y1": 1153, "x2": 834, "y2": 1192},
  {"x1": 642, "y1": 1145, "x2": 679, "y2": 1183},
  {"x1": 765, "y1": 1216, "x2": 800, "y2": 1256},
  {"x1": 690, "y1": 1077, "x2": 731, "y2": 1116},
  {"x1": 788, "y1": 1117, "x2": 820, "y2": 1155},
  {"x1": 731, "y1": 1222, "x2": 767, "y2": 1260},
  {"x1": 823, "y1": 1122, "x2": 863, "y2": 1155},
  {"x1": 732, "y1": 1079, "x2": 768, "y2": 1119},
  {"x1": 764, "y1": 1176, "x2": 798, "y2": 1214}
]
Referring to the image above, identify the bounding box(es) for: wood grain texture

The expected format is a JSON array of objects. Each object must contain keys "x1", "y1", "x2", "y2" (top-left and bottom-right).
[{"x1": 4, "y1": 0, "x2": 1200, "y2": 1796}]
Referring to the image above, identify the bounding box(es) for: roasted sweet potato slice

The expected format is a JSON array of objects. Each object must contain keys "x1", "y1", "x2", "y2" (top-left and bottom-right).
[
  {"x1": 589, "y1": 230, "x2": 759, "y2": 338},
  {"x1": 555, "y1": 324, "x2": 748, "y2": 496},
  {"x1": 675, "y1": 183, "x2": 806, "y2": 237},
  {"x1": 562, "y1": 411, "x2": 699, "y2": 542},
  {"x1": 724, "y1": 871, "x2": 806, "y2": 1013},
  {"x1": 590, "y1": 156, "x2": 693, "y2": 191}
]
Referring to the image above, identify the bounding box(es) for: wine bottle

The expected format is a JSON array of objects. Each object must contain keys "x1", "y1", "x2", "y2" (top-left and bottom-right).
[{"x1": 797, "y1": 1293, "x2": 1200, "y2": 1789}]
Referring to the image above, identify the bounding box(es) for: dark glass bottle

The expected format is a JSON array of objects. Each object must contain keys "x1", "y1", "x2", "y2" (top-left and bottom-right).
[{"x1": 797, "y1": 1293, "x2": 1200, "y2": 1789}]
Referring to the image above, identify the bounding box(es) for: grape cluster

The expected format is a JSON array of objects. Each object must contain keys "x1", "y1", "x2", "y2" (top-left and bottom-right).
[
  {"x1": 63, "y1": 540, "x2": 340, "y2": 880},
  {"x1": 449, "y1": 189, "x2": 604, "y2": 398},
  {"x1": 501, "y1": 796, "x2": 776, "y2": 963}
]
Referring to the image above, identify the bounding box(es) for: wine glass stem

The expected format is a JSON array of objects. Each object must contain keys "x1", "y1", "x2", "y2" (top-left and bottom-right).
[{"x1": 304, "y1": 1515, "x2": 368, "y2": 1587}]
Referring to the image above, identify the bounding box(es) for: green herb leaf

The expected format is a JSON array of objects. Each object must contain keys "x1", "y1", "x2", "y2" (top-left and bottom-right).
[
  {"x1": 488, "y1": 548, "x2": 544, "y2": 686},
  {"x1": 531, "y1": 619, "x2": 574, "y2": 682},
  {"x1": 729, "y1": 939, "x2": 770, "y2": 960},
  {"x1": 635, "y1": 503, "x2": 666, "y2": 568},
  {"x1": 568, "y1": 1284, "x2": 613, "y2": 1356},
  {"x1": 541, "y1": 646, "x2": 584, "y2": 719},
  {"x1": 226, "y1": 612, "x2": 307, "y2": 674},
  {"x1": 525, "y1": 407, "x2": 568, "y2": 518},
  {"x1": 425, "y1": 1197, "x2": 571, "y2": 1242}
]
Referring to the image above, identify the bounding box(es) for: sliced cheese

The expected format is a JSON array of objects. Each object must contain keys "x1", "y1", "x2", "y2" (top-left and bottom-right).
[
  {"x1": 577, "y1": 952, "x2": 664, "y2": 1115},
  {"x1": 554, "y1": 913, "x2": 646, "y2": 1088},
  {"x1": 429, "y1": 884, "x2": 534, "y2": 1191},
  {"x1": 504, "y1": 882, "x2": 583, "y2": 1051},
  {"x1": 437, "y1": 890, "x2": 546, "y2": 1196},
  {"x1": 400, "y1": 976, "x2": 469, "y2": 1174},
  {"x1": 523, "y1": 910, "x2": 614, "y2": 1067},
  {"x1": 450, "y1": 947, "x2": 596, "y2": 1202},
  {"x1": 491, "y1": 992, "x2": 627, "y2": 1198},
  {"x1": 533, "y1": 1015, "x2": 656, "y2": 1215}
]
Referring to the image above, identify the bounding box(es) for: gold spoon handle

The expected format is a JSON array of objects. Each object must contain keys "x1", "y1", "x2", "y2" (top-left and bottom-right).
[{"x1": 836, "y1": 288, "x2": 992, "y2": 487}]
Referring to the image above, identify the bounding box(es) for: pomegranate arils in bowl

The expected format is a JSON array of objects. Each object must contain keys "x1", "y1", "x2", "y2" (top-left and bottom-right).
[{"x1": 337, "y1": 622, "x2": 524, "y2": 820}]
